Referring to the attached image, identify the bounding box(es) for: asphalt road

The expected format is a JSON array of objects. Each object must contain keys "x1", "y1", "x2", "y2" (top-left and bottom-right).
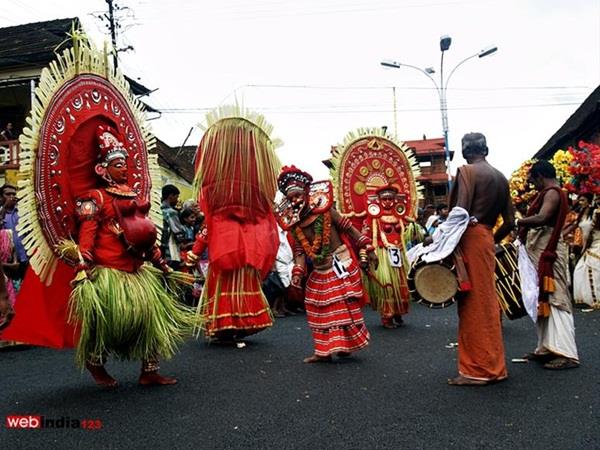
[{"x1": 1, "y1": 304, "x2": 599, "y2": 449}]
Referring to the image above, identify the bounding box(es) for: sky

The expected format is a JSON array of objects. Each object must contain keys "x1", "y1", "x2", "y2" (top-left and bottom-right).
[{"x1": 1, "y1": 0, "x2": 599, "y2": 180}]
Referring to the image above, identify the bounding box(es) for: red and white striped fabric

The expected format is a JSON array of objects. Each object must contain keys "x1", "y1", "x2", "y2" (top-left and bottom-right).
[{"x1": 305, "y1": 247, "x2": 370, "y2": 356}]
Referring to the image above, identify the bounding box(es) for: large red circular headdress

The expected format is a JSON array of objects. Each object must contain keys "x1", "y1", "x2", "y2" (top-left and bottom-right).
[
  {"x1": 17, "y1": 29, "x2": 160, "y2": 283},
  {"x1": 328, "y1": 128, "x2": 422, "y2": 229}
]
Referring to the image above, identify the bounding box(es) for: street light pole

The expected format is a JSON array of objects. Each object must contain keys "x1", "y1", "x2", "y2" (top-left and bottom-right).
[{"x1": 381, "y1": 39, "x2": 497, "y2": 193}]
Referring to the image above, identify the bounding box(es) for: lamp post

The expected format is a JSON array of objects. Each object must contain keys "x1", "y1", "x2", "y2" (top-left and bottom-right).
[{"x1": 381, "y1": 37, "x2": 497, "y2": 192}]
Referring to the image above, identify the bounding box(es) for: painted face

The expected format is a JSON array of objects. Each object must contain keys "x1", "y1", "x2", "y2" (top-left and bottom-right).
[
  {"x1": 106, "y1": 157, "x2": 128, "y2": 184},
  {"x1": 286, "y1": 189, "x2": 307, "y2": 214},
  {"x1": 379, "y1": 192, "x2": 396, "y2": 210}
]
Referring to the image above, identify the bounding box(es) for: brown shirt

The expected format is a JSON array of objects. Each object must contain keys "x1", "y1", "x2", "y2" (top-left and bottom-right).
[{"x1": 450, "y1": 160, "x2": 512, "y2": 227}]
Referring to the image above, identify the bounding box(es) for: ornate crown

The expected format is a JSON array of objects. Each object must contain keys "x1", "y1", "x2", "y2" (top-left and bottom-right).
[
  {"x1": 97, "y1": 125, "x2": 128, "y2": 166},
  {"x1": 277, "y1": 165, "x2": 313, "y2": 194}
]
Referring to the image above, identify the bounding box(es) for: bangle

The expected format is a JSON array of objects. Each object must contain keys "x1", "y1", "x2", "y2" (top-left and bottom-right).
[
  {"x1": 357, "y1": 234, "x2": 372, "y2": 249},
  {"x1": 292, "y1": 264, "x2": 305, "y2": 276}
]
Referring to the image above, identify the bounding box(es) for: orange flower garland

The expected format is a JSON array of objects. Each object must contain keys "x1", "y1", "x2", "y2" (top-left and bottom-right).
[{"x1": 293, "y1": 213, "x2": 332, "y2": 262}]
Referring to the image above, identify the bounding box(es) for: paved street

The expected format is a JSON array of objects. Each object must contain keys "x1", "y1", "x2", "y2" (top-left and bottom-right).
[{"x1": 1, "y1": 304, "x2": 599, "y2": 449}]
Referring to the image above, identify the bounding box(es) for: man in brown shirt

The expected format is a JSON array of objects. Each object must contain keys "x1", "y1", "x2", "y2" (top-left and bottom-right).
[{"x1": 447, "y1": 132, "x2": 514, "y2": 385}]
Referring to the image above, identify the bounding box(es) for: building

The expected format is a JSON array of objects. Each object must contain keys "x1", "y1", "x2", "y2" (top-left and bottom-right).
[
  {"x1": 0, "y1": 18, "x2": 193, "y2": 198},
  {"x1": 404, "y1": 136, "x2": 453, "y2": 207},
  {"x1": 534, "y1": 84, "x2": 600, "y2": 160}
]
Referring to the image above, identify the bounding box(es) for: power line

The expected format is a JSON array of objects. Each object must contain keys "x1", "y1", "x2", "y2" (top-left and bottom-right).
[{"x1": 157, "y1": 101, "x2": 582, "y2": 114}]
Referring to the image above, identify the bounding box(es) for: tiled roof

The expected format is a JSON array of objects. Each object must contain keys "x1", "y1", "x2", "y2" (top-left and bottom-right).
[
  {"x1": 534, "y1": 84, "x2": 600, "y2": 159},
  {"x1": 0, "y1": 18, "x2": 152, "y2": 97},
  {"x1": 154, "y1": 139, "x2": 196, "y2": 184}
]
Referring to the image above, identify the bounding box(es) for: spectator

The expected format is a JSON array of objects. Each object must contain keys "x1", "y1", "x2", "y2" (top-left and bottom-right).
[
  {"x1": 425, "y1": 203, "x2": 449, "y2": 234},
  {"x1": 179, "y1": 207, "x2": 197, "y2": 252},
  {"x1": 0, "y1": 184, "x2": 28, "y2": 285},
  {"x1": 160, "y1": 184, "x2": 185, "y2": 271},
  {"x1": 0, "y1": 122, "x2": 14, "y2": 141}
]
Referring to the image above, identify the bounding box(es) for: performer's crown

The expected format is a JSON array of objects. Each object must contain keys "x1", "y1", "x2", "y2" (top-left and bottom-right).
[
  {"x1": 278, "y1": 165, "x2": 313, "y2": 194},
  {"x1": 96, "y1": 125, "x2": 128, "y2": 166}
]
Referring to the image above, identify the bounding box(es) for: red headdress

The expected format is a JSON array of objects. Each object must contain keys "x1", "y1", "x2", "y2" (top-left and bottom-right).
[
  {"x1": 96, "y1": 125, "x2": 128, "y2": 166},
  {"x1": 277, "y1": 165, "x2": 313, "y2": 195}
]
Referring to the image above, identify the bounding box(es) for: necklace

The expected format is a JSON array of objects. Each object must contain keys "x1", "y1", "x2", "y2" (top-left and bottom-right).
[{"x1": 293, "y1": 213, "x2": 332, "y2": 263}]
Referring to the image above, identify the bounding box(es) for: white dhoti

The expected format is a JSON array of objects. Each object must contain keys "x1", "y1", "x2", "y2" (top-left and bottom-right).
[
  {"x1": 527, "y1": 226, "x2": 580, "y2": 362},
  {"x1": 535, "y1": 305, "x2": 579, "y2": 361}
]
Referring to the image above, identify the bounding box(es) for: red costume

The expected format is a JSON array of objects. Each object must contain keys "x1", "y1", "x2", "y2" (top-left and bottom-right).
[
  {"x1": 1, "y1": 34, "x2": 192, "y2": 386},
  {"x1": 276, "y1": 166, "x2": 375, "y2": 362},
  {"x1": 187, "y1": 107, "x2": 281, "y2": 341},
  {"x1": 328, "y1": 129, "x2": 421, "y2": 328}
]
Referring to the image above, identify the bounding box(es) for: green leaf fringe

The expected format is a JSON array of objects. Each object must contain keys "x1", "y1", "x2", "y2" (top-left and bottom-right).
[{"x1": 69, "y1": 265, "x2": 196, "y2": 367}]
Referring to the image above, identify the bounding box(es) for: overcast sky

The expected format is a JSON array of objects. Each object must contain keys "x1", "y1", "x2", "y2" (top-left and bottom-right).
[{"x1": 2, "y1": 0, "x2": 599, "y2": 179}]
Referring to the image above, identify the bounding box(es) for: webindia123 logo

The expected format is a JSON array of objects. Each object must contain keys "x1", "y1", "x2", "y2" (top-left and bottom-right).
[{"x1": 5, "y1": 415, "x2": 103, "y2": 430}]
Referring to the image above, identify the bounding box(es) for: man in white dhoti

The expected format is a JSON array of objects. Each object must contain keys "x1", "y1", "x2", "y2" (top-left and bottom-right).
[{"x1": 517, "y1": 160, "x2": 579, "y2": 370}]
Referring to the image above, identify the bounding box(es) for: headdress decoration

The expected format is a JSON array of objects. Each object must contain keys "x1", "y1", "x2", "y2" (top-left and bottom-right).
[
  {"x1": 16, "y1": 24, "x2": 160, "y2": 284},
  {"x1": 277, "y1": 165, "x2": 313, "y2": 195},
  {"x1": 194, "y1": 104, "x2": 282, "y2": 213},
  {"x1": 328, "y1": 127, "x2": 421, "y2": 227},
  {"x1": 96, "y1": 125, "x2": 128, "y2": 166}
]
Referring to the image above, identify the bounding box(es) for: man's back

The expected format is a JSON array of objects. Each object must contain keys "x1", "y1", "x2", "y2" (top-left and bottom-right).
[{"x1": 457, "y1": 161, "x2": 510, "y2": 227}]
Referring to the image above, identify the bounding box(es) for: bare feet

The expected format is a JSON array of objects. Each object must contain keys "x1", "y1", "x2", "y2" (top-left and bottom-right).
[
  {"x1": 138, "y1": 371, "x2": 178, "y2": 386},
  {"x1": 447, "y1": 375, "x2": 488, "y2": 386},
  {"x1": 393, "y1": 315, "x2": 404, "y2": 326},
  {"x1": 85, "y1": 363, "x2": 118, "y2": 387},
  {"x1": 382, "y1": 319, "x2": 397, "y2": 329},
  {"x1": 303, "y1": 354, "x2": 332, "y2": 364}
]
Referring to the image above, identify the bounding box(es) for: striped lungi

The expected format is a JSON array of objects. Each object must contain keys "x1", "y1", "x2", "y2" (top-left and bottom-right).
[{"x1": 304, "y1": 245, "x2": 370, "y2": 356}]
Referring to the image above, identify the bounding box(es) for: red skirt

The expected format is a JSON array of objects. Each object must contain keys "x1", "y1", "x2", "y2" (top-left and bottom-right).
[
  {"x1": 304, "y1": 247, "x2": 370, "y2": 356},
  {"x1": 201, "y1": 267, "x2": 273, "y2": 337}
]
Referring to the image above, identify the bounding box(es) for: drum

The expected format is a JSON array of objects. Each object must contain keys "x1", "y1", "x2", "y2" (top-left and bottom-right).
[
  {"x1": 408, "y1": 257, "x2": 458, "y2": 308},
  {"x1": 495, "y1": 242, "x2": 527, "y2": 320}
]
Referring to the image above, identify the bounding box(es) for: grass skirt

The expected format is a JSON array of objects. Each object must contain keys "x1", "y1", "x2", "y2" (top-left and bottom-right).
[
  {"x1": 70, "y1": 265, "x2": 195, "y2": 367},
  {"x1": 366, "y1": 247, "x2": 410, "y2": 317}
]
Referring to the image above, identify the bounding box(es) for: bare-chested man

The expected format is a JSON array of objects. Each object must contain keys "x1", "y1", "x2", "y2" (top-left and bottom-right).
[
  {"x1": 447, "y1": 132, "x2": 514, "y2": 386},
  {"x1": 517, "y1": 160, "x2": 579, "y2": 369},
  {"x1": 276, "y1": 166, "x2": 377, "y2": 363}
]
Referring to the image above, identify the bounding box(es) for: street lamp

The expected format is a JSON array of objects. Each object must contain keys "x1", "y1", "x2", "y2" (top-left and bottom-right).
[{"x1": 381, "y1": 37, "x2": 497, "y2": 192}]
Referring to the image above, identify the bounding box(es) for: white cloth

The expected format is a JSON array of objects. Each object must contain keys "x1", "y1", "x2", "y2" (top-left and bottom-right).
[
  {"x1": 274, "y1": 227, "x2": 294, "y2": 288},
  {"x1": 517, "y1": 240, "x2": 539, "y2": 323},
  {"x1": 407, "y1": 207, "x2": 470, "y2": 264},
  {"x1": 425, "y1": 214, "x2": 439, "y2": 231},
  {"x1": 535, "y1": 305, "x2": 579, "y2": 361},
  {"x1": 573, "y1": 229, "x2": 600, "y2": 306}
]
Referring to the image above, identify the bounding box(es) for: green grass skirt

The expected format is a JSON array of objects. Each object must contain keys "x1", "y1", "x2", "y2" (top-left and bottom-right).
[
  {"x1": 366, "y1": 247, "x2": 409, "y2": 312},
  {"x1": 69, "y1": 265, "x2": 195, "y2": 367}
]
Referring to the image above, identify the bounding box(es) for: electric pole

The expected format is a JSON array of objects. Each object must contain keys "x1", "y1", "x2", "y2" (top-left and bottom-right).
[{"x1": 105, "y1": 0, "x2": 119, "y2": 68}]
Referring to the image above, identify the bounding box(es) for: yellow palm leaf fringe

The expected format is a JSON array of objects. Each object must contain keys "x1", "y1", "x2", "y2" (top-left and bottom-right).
[
  {"x1": 16, "y1": 23, "x2": 159, "y2": 284},
  {"x1": 194, "y1": 104, "x2": 282, "y2": 210}
]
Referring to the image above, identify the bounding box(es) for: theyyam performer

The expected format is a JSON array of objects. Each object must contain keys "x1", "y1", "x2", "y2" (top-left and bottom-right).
[
  {"x1": 328, "y1": 129, "x2": 421, "y2": 328},
  {"x1": 186, "y1": 106, "x2": 281, "y2": 343},
  {"x1": 275, "y1": 166, "x2": 378, "y2": 363},
  {"x1": 1, "y1": 28, "x2": 194, "y2": 387}
]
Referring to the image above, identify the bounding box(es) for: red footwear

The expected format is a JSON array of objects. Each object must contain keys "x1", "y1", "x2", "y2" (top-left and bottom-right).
[
  {"x1": 138, "y1": 371, "x2": 178, "y2": 386},
  {"x1": 85, "y1": 362, "x2": 118, "y2": 387}
]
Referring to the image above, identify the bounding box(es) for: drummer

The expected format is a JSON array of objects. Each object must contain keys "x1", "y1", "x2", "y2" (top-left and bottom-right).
[{"x1": 446, "y1": 132, "x2": 515, "y2": 386}]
